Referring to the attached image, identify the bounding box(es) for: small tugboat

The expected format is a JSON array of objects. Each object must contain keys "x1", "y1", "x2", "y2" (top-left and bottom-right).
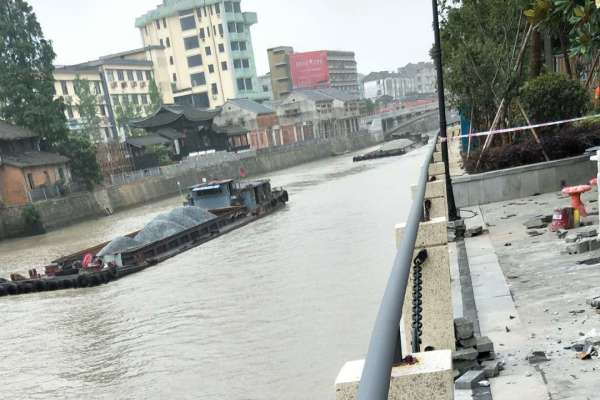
[{"x1": 0, "y1": 178, "x2": 288, "y2": 297}]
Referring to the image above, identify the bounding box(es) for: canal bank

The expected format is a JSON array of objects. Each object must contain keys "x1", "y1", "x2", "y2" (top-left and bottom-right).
[
  {"x1": 0, "y1": 132, "x2": 383, "y2": 240},
  {"x1": 0, "y1": 145, "x2": 426, "y2": 400}
]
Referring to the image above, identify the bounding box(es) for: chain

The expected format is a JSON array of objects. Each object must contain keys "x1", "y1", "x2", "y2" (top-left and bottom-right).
[{"x1": 411, "y1": 249, "x2": 428, "y2": 353}]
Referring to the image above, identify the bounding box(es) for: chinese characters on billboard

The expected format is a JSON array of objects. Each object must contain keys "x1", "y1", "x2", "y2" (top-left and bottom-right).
[{"x1": 289, "y1": 51, "x2": 330, "y2": 90}]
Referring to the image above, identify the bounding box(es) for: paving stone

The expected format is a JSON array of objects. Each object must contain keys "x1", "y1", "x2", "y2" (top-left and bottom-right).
[
  {"x1": 524, "y1": 218, "x2": 546, "y2": 229},
  {"x1": 458, "y1": 337, "x2": 477, "y2": 348},
  {"x1": 453, "y1": 347, "x2": 479, "y2": 361},
  {"x1": 455, "y1": 369, "x2": 486, "y2": 390},
  {"x1": 454, "y1": 317, "x2": 474, "y2": 340},
  {"x1": 565, "y1": 234, "x2": 579, "y2": 243},
  {"x1": 453, "y1": 360, "x2": 480, "y2": 375},
  {"x1": 481, "y1": 360, "x2": 501, "y2": 378},
  {"x1": 589, "y1": 238, "x2": 600, "y2": 251},
  {"x1": 580, "y1": 229, "x2": 598, "y2": 238},
  {"x1": 476, "y1": 336, "x2": 494, "y2": 354},
  {"x1": 527, "y1": 350, "x2": 550, "y2": 364},
  {"x1": 465, "y1": 226, "x2": 483, "y2": 238},
  {"x1": 567, "y1": 240, "x2": 591, "y2": 254}
]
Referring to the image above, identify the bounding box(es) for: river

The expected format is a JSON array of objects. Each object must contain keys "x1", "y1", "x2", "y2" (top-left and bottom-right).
[{"x1": 0, "y1": 145, "x2": 425, "y2": 400}]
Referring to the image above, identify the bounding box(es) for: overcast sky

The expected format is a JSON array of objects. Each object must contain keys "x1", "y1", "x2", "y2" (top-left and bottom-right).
[{"x1": 28, "y1": 0, "x2": 434, "y2": 75}]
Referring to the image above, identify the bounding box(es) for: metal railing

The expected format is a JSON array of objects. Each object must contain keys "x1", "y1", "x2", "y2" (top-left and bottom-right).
[{"x1": 357, "y1": 131, "x2": 439, "y2": 400}]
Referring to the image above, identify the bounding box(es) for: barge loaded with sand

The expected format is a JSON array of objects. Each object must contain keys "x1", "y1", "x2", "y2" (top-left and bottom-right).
[{"x1": 0, "y1": 179, "x2": 288, "y2": 297}]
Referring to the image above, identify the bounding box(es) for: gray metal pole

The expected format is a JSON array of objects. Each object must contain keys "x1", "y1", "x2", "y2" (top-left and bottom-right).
[
  {"x1": 431, "y1": 0, "x2": 458, "y2": 221},
  {"x1": 357, "y1": 134, "x2": 438, "y2": 400}
]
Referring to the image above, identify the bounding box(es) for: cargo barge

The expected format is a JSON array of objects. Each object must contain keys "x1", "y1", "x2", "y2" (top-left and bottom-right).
[{"x1": 0, "y1": 179, "x2": 288, "y2": 297}]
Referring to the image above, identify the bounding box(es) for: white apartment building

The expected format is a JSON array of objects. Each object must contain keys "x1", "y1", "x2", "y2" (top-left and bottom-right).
[
  {"x1": 135, "y1": 0, "x2": 266, "y2": 109},
  {"x1": 362, "y1": 71, "x2": 415, "y2": 101},
  {"x1": 54, "y1": 47, "x2": 174, "y2": 143}
]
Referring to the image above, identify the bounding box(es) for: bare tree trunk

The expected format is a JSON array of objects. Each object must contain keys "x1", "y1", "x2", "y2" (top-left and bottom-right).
[
  {"x1": 530, "y1": 30, "x2": 542, "y2": 78},
  {"x1": 559, "y1": 30, "x2": 573, "y2": 79}
]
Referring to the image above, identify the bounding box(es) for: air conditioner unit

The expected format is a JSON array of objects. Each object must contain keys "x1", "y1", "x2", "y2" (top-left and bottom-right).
[
  {"x1": 131, "y1": 81, "x2": 138, "y2": 88},
  {"x1": 111, "y1": 82, "x2": 118, "y2": 89},
  {"x1": 140, "y1": 81, "x2": 147, "y2": 88},
  {"x1": 121, "y1": 82, "x2": 127, "y2": 89}
]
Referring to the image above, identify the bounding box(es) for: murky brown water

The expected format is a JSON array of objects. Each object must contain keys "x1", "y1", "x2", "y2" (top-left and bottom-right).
[{"x1": 0, "y1": 147, "x2": 425, "y2": 400}]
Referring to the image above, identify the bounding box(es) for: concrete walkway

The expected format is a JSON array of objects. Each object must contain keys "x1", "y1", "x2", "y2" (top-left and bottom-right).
[{"x1": 455, "y1": 190, "x2": 600, "y2": 399}]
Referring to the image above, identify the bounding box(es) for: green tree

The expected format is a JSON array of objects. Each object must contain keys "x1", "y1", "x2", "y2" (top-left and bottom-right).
[
  {"x1": 115, "y1": 100, "x2": 146, "y2": 137},
  {"x1": 440, "y1": 0, "x2": 531, "y2": 131},
  {"x1": 54, "y1": 134, "x2": 102, "y2": 189},
  {"x1": 73, "y1": 75, "x2": 102, "y2": 142},
  {"x1": 146, "y1": 78, "x2": 163, "y2": 114},
  {"x1": 0, "y1": 0, "x2": 68, "y2": 147}
]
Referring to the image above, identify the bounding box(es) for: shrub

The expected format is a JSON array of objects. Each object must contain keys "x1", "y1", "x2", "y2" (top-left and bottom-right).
[
  {"x1": 520, "y1": 73, "x2": 591, "y2": 124},
  {"x1": 21, "y1": 204, "x2": 45, "y2": 235}
]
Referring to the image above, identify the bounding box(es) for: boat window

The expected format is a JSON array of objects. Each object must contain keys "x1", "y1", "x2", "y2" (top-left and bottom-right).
[{"x1": 195, "y1": 187, "x2": 223, "y2": 196}]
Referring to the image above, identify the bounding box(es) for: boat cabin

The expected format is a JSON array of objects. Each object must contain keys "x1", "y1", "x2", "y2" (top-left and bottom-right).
[{"x1": 188, "y1": 179, "x2": 273, "y2": 211}]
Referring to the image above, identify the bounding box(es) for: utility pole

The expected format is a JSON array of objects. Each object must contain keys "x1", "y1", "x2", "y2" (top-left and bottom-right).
[{"x1": 431, "y1": 0, "x2": 458, "y2": 221}]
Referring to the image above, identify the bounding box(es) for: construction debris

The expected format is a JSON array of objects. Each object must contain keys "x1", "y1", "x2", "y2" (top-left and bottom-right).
[
  {"x1": 453, "y1": 318, "x2": 499, "y2": 382},
  {"x1": 526, "y1": 350, "x2": 549, "y2": 364}
]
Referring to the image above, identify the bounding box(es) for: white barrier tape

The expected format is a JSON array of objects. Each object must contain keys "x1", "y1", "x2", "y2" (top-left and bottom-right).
[{"x1": 438, "y1": 114, "x2": 600, "y2": 142}]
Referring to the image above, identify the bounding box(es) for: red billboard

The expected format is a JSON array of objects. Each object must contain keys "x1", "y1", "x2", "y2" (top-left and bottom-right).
[{"x1": 289, "y1": 51, "x2": 330, "y2": 90}]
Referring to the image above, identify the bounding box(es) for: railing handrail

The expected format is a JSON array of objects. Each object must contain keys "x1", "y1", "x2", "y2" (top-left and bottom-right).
[{"x1": 357, "y1": 131, "x2": 439, "y2": 400}]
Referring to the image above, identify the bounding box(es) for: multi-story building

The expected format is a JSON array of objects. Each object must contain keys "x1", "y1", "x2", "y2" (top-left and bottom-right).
[
  {"x1": 135, "y1": 0, "x2": 265, "y2": 109},
  {"x1": 268, "y1": 46, "x2": 360, "y2": 99},
  {"x1": 397, "y1": 62, "x2": 436, "y2": 94},
  {"x1": 54, "y1": 47, "x2": 174, "y2": 142},
  {"x1": 362, "y1": 71, "x2": 415, "y2": 100},
  {"x1": 267, "y1": 46, "x2": 294, "y2": 100},
  {"x1": 257, "y1": 73, "x2": 273, "y2": 100}
]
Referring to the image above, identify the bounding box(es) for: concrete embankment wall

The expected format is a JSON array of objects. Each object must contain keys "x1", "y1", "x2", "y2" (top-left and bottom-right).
[
  {"x1": 453, "y1": 155, "x2": 596, "y2": 207},
  {"x1": 0, "y1": 133, "x2": 381, "y2": 239}
]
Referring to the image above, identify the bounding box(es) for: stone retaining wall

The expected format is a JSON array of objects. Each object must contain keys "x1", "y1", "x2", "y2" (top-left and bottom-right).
[{"x1": 452, "y1": 155, "x2": 596, "y2": 207}]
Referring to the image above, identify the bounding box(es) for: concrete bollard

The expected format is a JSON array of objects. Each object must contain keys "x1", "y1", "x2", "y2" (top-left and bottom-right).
[
  {"x1": 335, "y1": 350, "x2": 454, "y2": 400},
  {"x1": 433, "y1": 151, "x2": 443, "y2": 163},
  {"x1": 411, "y1": 181, "x2": 448, "y2": 220},
  {"x1": 428, "y1": 162, "x2": 446, "y2": 177},
  {"x1": 395, "y1": 217, "x2": 455, "y2": 352}
]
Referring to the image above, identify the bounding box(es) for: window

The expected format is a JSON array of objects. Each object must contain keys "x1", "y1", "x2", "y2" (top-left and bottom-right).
[
  {"x1": 60, "y1": 81, "x2": 69, "y2": 95},
  {"x1": 169, "y1": 56, "x2": 174, "y2": 65},
  {"x1": 27, "y1": 173, "x2": 35, "y2": 189},
  {"x1": 218, "y1": 43, "x2": 225, "y2": 53},
  {"x1": 214, "y1": 3, "x2": 220, "y2": 14},
  {"x1": 142, "y1": 95, "x2": 148, "y2": 105},
  {"x1": 132, "y1": 95, "x2": 139, "y2": 105},
  {"x1": 191, "y1": 72, "x2": 206, "y2": 87},
  {"x1": 208, "y1": 64, "x2": 215, "y2": 73},
  {"x1": 245, "y1": 78, "x2": 253, "y2": 90},
  {"x1": 187, "y1": 54, "x2": 203, "y2": 67},
  {"x1": 104, "y1": 128, "x2": 110, "y2": 140},
  {"x1": 117, "y1": 70, "x2": 125, "y2": 81},
  {"x1": 66, "y1": 105, "x2": 74, "y2": 119},
  {"x1": 209, "y1": 5, "x2": 213, "y2": 15},
  {"x1": 155, "y1": 20, "x2": 160, "y2": 29},
  {"x1": 233, "y1": 2, "x2": 241, "y2": 12},
  {"x1": 172, "y1": 73, "x2": 177, "y2": 82},
  {"x1": 145, "y1": 71, "x2": 152, "y2": 80},
  {"x1": 233, "y1": 59, "x2": 241, "y2": 69},
  {"x1": 136, "y1": 70, "x2": 144, "y2": 80},
  {"x1": 166, "y1": 37, "x2": 171, "y2": 47},
  {"x1": 227, "y1": 22, "x2": 236, "y2": 33},
  {"x1": 184, "y1": 36, "x2": 200, "y2": 50},
  {"x1": 127, "y1": 70, "x2": 134, "y2": 81},
  {"x1": 205, "y1": 46, "x2": 212, "y2": 56},
  {"x1": 236, "y1": 23, "x2": 244, "y2": 32},
  {"x1": 122, "y1": 94, "x2": 129, "y2": 104},
  {"x1": 206, "y1": 25, "x2": 211, "y2": 37},
  {"x1": 180, "y1": 16, "x2": 196, "y2": 31},
  {"x1": 239, "y1": 41, "x2": 247, "y2": 51},
  {"x1": 196, "y1": 8, "x2": 202, "y2": 19},
  {"x1": 242, "y1": 59, "x2": 249, "y2": 68},
  {"x1": 199, "y1": 28, "x2": 205, "y2": 40},
  {"x1": 231, "y1": 41, "x2": 239, "y2": 51},
  {"x1": 160, "y1": 38, "x2": 164, "y2": 47},
  {"x1": 212, "y1": 83, "x2": 218, "y2": 95},
  {"x1": 218, "y1": 24, "x2": 224, "y2": 36},
  {"x1": 112, "y1": 95, "x2": 120, "y2": 105},
  {"x1": 106, "y1": 70, "x2": 114, "y2": 82},
  {"x1": 221, "y1": 61, "x2": 228, "y2": 71},
  {"x1": 162, "y1": 18, "x2": 167, "y2": 28},
  {"x1": 237, "y1": 78, "x2": 245, "y2": 91},
  {"x1": 99, "y1": 105, "x2": 106, "y2": 116},
  {"x1": 224, "y1": 1, "x2": 233, "y2": 12}
]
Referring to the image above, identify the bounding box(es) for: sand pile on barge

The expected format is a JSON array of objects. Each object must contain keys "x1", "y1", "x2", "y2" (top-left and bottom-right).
[{"x1": 98, "y1": 207, "x2": 218, "y2": 254}]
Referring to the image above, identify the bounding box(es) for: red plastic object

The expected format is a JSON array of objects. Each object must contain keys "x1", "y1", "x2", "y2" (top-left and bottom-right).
[
  {"x1": 562, "y1": 185, "x2": 592, "y2": 217},
  {"x1": 591, "y1": 178, "x2": 598, "y2": 186}
]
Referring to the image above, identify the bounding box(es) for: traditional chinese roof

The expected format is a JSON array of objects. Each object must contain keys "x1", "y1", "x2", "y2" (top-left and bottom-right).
[
  {"x1": 126, "y1": 135, "x2": 171, "y2": 148},
  {"x1": 130, "y1": 105, "x2": 219, "y2": 129},
  {"x1": 0, "y1": 120, "x2": 38, "y2": 141},
  {"x1": 2, "y1": 152, "x2": 69, "y2": 168},
  {"x1": 156, "y1": 127, "x2": 185, "y2": 140},
  {"x1": 226, "y1": 98, "x2": 274, "y2": 115}
]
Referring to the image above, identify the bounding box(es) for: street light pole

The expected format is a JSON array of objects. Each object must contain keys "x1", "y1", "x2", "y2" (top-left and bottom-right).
[{"x1": 431, "y1": 0, "x2": 458, "y2": 221}]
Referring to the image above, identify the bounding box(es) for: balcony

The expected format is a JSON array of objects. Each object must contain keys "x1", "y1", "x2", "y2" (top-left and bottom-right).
[{"x1": 243, "y1": 12, "x2": 257, "y2": 25}]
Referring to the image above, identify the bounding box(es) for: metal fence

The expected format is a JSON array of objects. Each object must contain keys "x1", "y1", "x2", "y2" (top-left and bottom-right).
[
  {"x1": 109, "y1": 167, "x2": 162, "y2": 186},
  {"x1": 27, "y1": 181, "x2": 88, "y2": 203},
  {"x1": 357, "y1": 131, "x2": 439, "y2": 400}
]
